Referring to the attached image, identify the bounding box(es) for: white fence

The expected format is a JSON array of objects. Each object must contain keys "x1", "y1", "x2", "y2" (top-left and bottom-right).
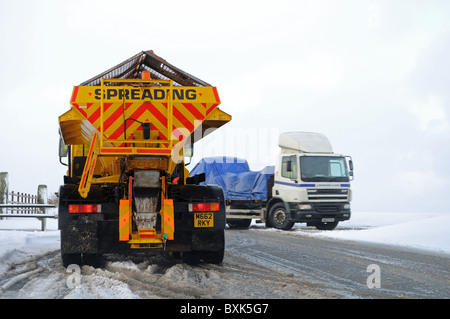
[{"x1": 0, "y1": 172, "x2": 56, "y2": 231}]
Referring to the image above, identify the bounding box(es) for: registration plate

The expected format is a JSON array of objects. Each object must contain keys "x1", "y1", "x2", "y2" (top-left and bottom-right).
[
  {"x1": 194, "y1": 213, "x2": 214, "y2": 227},
  {"x1": 321, "y1": 218, "x2": 335, "y2": 223}
]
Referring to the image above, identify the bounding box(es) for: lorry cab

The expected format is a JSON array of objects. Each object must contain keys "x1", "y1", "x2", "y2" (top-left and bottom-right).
[
  {"x1": 191, "y1": 132, "x2": 354, "y2": 231},
  {"x1": 269, "y1": 132, "x2": 353, "y2": 230}
]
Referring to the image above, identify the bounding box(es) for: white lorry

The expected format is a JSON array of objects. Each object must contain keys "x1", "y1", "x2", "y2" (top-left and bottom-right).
[{"x1": 190, "y1": 132, "x2": 354, "y2": 230}]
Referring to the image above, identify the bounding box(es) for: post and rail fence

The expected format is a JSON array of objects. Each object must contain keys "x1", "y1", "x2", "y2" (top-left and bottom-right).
[{"x1": 0, "y1": 172, "x2": 57, "y2": 231}]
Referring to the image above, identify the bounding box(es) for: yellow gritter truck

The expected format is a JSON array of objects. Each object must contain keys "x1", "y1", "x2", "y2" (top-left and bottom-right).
[{"x1": 57, "y1": 50, "x2": 231, "y2": 267}]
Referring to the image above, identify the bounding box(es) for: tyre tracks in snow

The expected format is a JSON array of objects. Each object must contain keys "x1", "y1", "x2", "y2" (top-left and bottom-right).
[
  {"x1": 1, "y1": 228, "x2": 448, "y2": 298},
  {"x1": 0, "y1": 249, "x2": 66, "y2": 298},
  {"x1": 226, "y1": 228, "x2": 450, "y2": 298}
]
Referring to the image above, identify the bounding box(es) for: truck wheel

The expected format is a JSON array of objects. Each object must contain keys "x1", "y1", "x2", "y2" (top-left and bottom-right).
[
  {"x1": 202, "y1": 250, "x2": 225, "y2": 264},
  {"x1": 227, "y1": 219, "x2": 252, "y2": 229},
  {"x1": 61, "y1": 253, "x2": 104, "y2": 268},
  {"x1": 314, "y1": 221, "x2": 339, "y2": 230},
  {"x1": 268, "y1": 203, "x2": 294, "y2": 230},
  {"x1": 183, "y1": 249, "x2": 224, "y2": 265},
  {"x1": 184, "y1": 229, "x2": 225, "y2": 265},
  {"x1": 62, "y1": 253, "x2": 82, "y2": 268},
  {"x1": 83, "y1": 253, "x2": 105, "y2": 268}
]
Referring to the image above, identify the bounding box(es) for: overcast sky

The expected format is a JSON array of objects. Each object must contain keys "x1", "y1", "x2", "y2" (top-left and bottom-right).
[{"x1": 1, "y1": 0, "x2": 449, "y2": 213}]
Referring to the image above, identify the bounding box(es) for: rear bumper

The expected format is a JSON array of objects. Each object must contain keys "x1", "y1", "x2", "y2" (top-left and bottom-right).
[
  {"x1": 58, "y1": 183, "x2": 227, "y2": 256},
  {"x1": 60, "y1": 210, "x2": 225, "y2": 254}
]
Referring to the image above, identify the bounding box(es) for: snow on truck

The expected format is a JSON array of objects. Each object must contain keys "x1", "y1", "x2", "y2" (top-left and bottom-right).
[
  {"x1": 57, "y1": 50, "x2": 231, "y2": 266},
  {"x1": 190, "y1": 132, "x2": 354, "y2": 230}
]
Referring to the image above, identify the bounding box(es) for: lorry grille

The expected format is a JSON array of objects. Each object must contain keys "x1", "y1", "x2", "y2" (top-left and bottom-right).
[
  {"x1": 307, "y1": 189, "x2": 349, "y2": 201},
  {"x1": 315, "y1": 204, "x2": 340, "y2": 212}
]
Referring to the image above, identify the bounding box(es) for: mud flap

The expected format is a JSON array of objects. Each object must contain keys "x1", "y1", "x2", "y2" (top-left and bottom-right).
[
  {"x1": 192, "y1": 228, "x2": 225, "y2": 252},
  {"x1": 60, "y1": 214, "x2": 103, "y2": 254}
]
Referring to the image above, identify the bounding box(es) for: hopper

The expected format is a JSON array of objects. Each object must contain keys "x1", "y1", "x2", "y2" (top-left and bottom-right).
[{"x1": 59, "y1": 51, "x2": 231, "y2": 155}]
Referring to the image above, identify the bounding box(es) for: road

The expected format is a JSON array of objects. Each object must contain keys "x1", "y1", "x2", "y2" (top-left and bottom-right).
[
  {"x1": 0, "y1": 227, "x2": 449, "y2": 299},
  {"x1": 226, "y1": 228, "x2": 450, "y2": 298}
]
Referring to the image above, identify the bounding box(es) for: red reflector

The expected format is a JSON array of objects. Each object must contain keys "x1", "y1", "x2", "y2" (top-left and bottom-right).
[
  {"x1": 139, "y1": 229, "x2": 156, "y2": 238},
  {"x1": 189, "y1": 202, "x2": 220, "y2": 212},
  {"x1": 69, "y1": 204, "x2": 100, "y2": 213}
]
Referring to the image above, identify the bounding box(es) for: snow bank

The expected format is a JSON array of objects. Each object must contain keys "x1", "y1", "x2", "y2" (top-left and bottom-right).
[
  {"x1": 64, "y1": 271, "x2": 139, "y2": 299},
  {"x1": 0, "y1": 218, "x2": 60, "y2": 275},
  {"x1": 292, "y1": 212, "x2": 450, "y2": 254}
]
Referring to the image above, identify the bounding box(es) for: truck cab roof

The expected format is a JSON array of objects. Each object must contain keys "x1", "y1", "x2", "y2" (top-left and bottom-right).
[{"x1": 279, "y1": 132, "x2": 333, "y2": 154}]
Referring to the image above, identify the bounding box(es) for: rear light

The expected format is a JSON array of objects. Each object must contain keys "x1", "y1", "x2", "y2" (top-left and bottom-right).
[
  {"x1": 188, "y1": 202, "x2": 220, "y2": 212},
  {"x1": 69, "y1": 204, "x2": 101, "y2": 213}
]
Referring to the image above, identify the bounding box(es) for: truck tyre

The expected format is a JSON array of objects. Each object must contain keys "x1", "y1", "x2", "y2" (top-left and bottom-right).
[
  {"x1": 62, "y1": 253, "x2": 104, "y2": 268},
  {"x1": 83, "y1": 253, "x2": 105, "y2": 268},
  {"x1": 227, "y1": 219, "x2": 252, "y2": 229},
  {"x1": 183, "y1": 243, "x2": 225, "y2": 265},
  {"x1": 199, "y1": 249, "x2": 225, "y2": 265},
  {"x1": 314, "y1": 221, "x2": 339, "y2": 230},
  {"x1": 268, "y1": 203, "x2": 294, "y2": 230},
  {"x1": 184, "y1": 249, "x2": 224, "y2": 265},
  {"x1": 62, "y1": 253, "x2": 82, "y2": 268}
]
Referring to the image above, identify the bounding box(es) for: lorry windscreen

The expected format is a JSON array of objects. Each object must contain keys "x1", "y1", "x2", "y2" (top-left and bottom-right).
[{"x1": 300, "y1": 156, "x2": 349, "y2": 182}]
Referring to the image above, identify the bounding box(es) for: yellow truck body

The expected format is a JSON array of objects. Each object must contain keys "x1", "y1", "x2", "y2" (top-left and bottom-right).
[{"x1": 58, "y1": 51, "x2": 231, "y2": 266}]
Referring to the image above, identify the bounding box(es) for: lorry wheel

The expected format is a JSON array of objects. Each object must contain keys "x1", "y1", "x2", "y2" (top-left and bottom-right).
[
  {"x1": 184, "y1": 227, "x2": 225, "y2": 265},
  {"x1": 227, "y1": 219, "x2": 252, "y2": 229},
  {"x1": 62, "y1": 253, "x2": 82, "y2": 268},
  {"x1": 202, "y1": 250, "x2": 225, "y2": 264},
  {"x1": 268, "y1": 203, "x2": 295, "y2": 230},
  {"x1": 183, "y1": 250, "x2": 224, "y2": 265},
  {"x1": 83, "y1": 253, "x2": 105, "y2": 268},
  {"x1": 61, "y1": 253, "x2": 104, "y2": 268},
  {"x1": 314, "y1": 221, "x2": 339, "y2": 230}
]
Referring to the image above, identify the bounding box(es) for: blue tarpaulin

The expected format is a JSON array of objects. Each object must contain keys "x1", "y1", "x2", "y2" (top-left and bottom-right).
[{"x1": 189, "y1": 157, "x2": 274, "y2": 200}]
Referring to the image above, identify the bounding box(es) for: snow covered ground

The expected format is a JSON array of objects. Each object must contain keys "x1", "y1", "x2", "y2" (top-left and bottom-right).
[
  {"x1": 291, "y1": 211, "x2": 450, "y2": 255},
  {"x1": 0, "y1": 211, "x2": 449, "y2": 299},
  {"x1": 1, "y1": 211, "x2": 449, "y2": 274}
]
